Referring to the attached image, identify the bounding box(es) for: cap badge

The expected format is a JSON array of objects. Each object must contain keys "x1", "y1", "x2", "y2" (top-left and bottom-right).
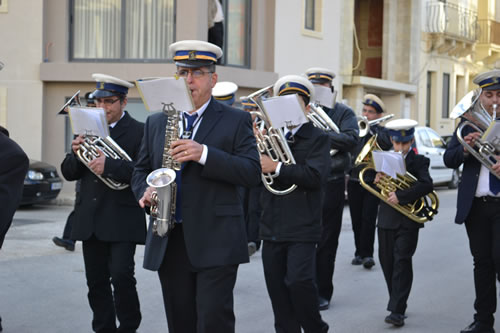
[
  {"x1": 99, "y1": 82, "x2": 105, "y2": 89},
  {"x1": 401, "y1": 130, "x2": 406, "y2": 136},
  {"x1": 188, "y1": 51, "x2": 196, "y2": 60}
]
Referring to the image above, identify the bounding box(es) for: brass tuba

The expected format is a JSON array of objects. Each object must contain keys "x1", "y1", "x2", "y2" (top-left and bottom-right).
[
  {"x1": 355, "y1": 135, "x2": 439, "y2": 223},
  {"x1": 61, "y1": 91, "x2": 133, "y2": 190},
  {"x1": 451, "y1": 89, "x2": 500, "y2": 179},
  {"x1": 358, "y1": 114, "x2": 394, "y2": 137},
  {"x1": 145, "y1": 102, "x2": 182, "y2": 236},
  {"x1": 248, "y1": 86, "x2": 298, "y2": 195}
]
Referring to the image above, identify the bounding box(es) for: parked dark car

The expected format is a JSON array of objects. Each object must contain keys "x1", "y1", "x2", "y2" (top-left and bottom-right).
[{"x1": 21, "y1": 160, "x2": 62, "y2": 205}]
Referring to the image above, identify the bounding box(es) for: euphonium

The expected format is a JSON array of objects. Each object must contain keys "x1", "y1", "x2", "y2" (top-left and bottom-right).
[
  {"x1": 249, "y1": 86, "x2": 298, "y2": 195},
  {"x1": 61, "y1": 90, "x2": 133, "y2": 190},
  {"x1": 451, "y1": 89, "x2": 500, "y2": 179},
  {"x1": 355, "y1": 135, "x2": 439, "y2": 223},
  {"x1": 146, "y1": 102, "x2": 182, "y2": 236},
  {"x1": 358, "y1": 114, "x2": 394, "y2": 137}
]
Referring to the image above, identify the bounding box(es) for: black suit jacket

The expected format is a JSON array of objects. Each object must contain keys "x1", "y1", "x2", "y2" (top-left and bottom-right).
[
  {"x1": 0, "y1": 133, "x2": 29, "y2": 248},
  {"x1": 443, "y1": 121, "x2": 481, "y2": 224},
  {"x1": 259, "y1": 122, "x2": 331, "y2": 242},
  {"x1": 131, "y1": 98, "x2": 261, "y2": 271},
  {"x1": 60, "y1": 111, "x2": 146, "y2": 243},
  {"x1": 377, "y1": 150, "x2": 433, "y2": 229}
]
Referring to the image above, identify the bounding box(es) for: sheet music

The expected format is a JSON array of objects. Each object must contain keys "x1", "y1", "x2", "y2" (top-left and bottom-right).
[
  {"x1": 135, "y1": 77, "x2": 194, "y2": 112},
  {"x1": 372, "y1": 151, "x2": 406, "y2": 179},
  {"x1": 261, "y1": 94, "x2": 309, "y2": 129},
  {"x1": 313, "y1": 86, "x2": 337, "y2": 109},
  {"x1": 482, "y1": 119, "x2": 500, "y2": 151},
  {"x1": 68, "y1": 107, "x2": 109, "y2": 137}
]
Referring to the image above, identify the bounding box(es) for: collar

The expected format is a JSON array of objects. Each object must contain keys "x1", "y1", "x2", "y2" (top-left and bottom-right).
[{"x1": 109, "y1": 111, "x2": 126, "y2": 128}]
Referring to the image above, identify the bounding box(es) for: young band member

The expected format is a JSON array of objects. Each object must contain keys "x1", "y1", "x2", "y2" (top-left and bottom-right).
[
  {"x1": 305, "y1": 67, "x2": 359, "y2": 310},
  {"x1": 131, "y1": 40, "x2": 261, "y2": 333},
  {"x1": 259, "y1": 75, "x2": 330, "y2": 333},
  {"x1": 444, "y1": 70, "x2": 500, "y2": 333},
  {"x1": 61, "y1": 75, "x2": 145, "y2": 332},
  {"x1": 348, "y1": 94, "x2": 392, "y2": 269},
  {"x1": 376, "y1": 119, "x2": 433, "y2": 327}
]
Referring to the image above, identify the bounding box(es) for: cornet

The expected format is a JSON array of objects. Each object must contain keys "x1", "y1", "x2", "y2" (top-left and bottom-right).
[
  {"x1": 451, "y1": 89, "x2": 500, "y2": 179},
  {"x1": 308, "y1": 103, "x2": 340, "y2": 155},
  {"x1": 358, "y1": 114, "x2": 394, "y2": 137}
]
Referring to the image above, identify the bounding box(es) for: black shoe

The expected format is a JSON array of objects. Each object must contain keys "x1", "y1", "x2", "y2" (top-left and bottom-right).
[
  {"x1": 52, "y1": 237, "x2": 75, "y2": 251},
  {"x1": 351, "y1": 255, "x2": 363, "y2": 265},
  {"x1": 362, "y1": 257, "x2": 375, "y2": 269},
  {"x1": 460, "y1": 321, "x2": 495, "y2": 333},
  {"x1": 385, "y1": 312, "x2": 405, "y2": 327},
  {"x1": 318, "y1": 296, "x2": 330, "y2": 311}
]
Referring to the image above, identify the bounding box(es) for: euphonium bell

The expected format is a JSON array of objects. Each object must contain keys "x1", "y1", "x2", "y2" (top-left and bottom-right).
[
  {"x1": 146, "y1": 168, "x2": 177, "y2": 237},
  {"x1": 355, "y1": 135, "x2": 439, "y2": 223}
]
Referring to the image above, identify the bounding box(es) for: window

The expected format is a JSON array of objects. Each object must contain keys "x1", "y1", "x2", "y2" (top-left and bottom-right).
[
  {"x1": 0, "y1": 0, "x2": 8, "y2": 13},
  {"x1": 303, "y1": 0, "x2": 322, "y2": 37},
  {"x1": 70, "y1": 0, "x2": 175, "y2": 62},
  {"x1": 442, "y1": 73, "x2": 450, "y2": 118},
  {"x1": 220, "y1": 0, "x2": 251, "y2": 67}
]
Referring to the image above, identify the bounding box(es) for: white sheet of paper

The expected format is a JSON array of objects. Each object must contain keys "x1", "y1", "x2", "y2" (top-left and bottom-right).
[
  {"x1": 372, "y1": 151, "x2": 406, "y2": 179},
  {"x1": 313, "y1": 86, "x2": 337, "y2": 109},
  {"x1": 135, "y1": 77, "x2": 194, "y2": 112},
  {"x1": 261, "y1": 94, "x2": 309, "y2": 129},
  {"x1": 482, "y1": 119, "x2": 500, "y2": 151},
  {"x1": 68, "y1": 107, "x2": 109, "y2": 137}
]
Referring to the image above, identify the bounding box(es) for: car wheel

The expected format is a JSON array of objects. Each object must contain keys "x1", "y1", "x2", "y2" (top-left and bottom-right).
[{"x1": 448, "y1": 169, "x2": 461, "y2": 189}]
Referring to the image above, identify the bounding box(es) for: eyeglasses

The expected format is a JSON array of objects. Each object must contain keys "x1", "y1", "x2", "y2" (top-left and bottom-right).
[
  {"x1": 95, "y1": 98, "x2": 121, "y2": 106},
  {"x1": 176, "y1": 69, "x2": 213, "y2": 78},
  {"x1": 362, "y1": 108, "x2": 377, "y2": 115}
]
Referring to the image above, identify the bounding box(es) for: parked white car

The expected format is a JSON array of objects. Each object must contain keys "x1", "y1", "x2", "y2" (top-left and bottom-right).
[{"x1": 413, "y1": 126, "x2": 461, "y2": 189}]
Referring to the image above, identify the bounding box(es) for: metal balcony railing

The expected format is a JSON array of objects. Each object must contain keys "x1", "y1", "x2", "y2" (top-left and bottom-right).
[
  {"x1": 478, "y1": 19, "x2": 500, "y2": 45},
  {"x1": 426, "y1": 1, "x2": 478, "y2": 42}
]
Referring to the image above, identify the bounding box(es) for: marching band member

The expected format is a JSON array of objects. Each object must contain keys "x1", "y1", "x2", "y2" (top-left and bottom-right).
[
  {"x1": 348, "y1": 94, "x2": 392, "y2": 269},
  {"x1": 259, "y1": 75, "x2": 330, "y2": 333},
  {"x1": 305, "y1": 67, "x2": 359, "y2": 310},
  {"x1": 444, "y1": 70, "x2": 500, "y2": 333},
  {"x1": 376, "y1": 119, "x2": 433, "y2": 327},
  {"x1": 60, "y1": 74, "x2": 146, "y2": 332},
  {"x1": 131, "y1": 40, "x2": 260, "y2": 333},
  {"x1": 212, "y1": 81, "x2": 238, "y2": 106}
]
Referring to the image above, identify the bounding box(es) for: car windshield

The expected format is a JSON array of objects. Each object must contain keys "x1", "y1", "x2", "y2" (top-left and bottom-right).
[{"x1": 426, "y1": 128, "x2": 446, "y2": 148}]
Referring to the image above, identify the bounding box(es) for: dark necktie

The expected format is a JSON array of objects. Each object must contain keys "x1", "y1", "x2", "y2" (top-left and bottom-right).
[
  {"x1": 490, "y1": 172, "x2": 500, "y2": 195},
  {"x1": 175, "y1": 113, "x2": 199, "y2": 223},
  {"x1": 285, "y1": 131, "x2": 292, "y2": 140}
]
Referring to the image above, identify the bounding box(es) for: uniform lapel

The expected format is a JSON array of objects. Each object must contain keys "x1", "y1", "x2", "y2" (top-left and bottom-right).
[
  {"x1": 193, "y1": 97, "x2": 223, "y2": 143},
  {"x1": 110, "y1": 111, "x2": 131, "y2": 140}
]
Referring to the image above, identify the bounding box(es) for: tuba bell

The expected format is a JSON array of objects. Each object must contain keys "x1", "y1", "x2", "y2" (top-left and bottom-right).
[
  {"x1": 451, "y1": 89, "x2": 500, "y2": 179},
  {"x1": 355, "y1": 135, "x2": 439, "y2": 223},
  {"x1": 248, "y1": 86, "x2": 298, "y2": 195}
]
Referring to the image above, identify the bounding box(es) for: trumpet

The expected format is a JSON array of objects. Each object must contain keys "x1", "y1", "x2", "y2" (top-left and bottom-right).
[
  {"x1": 248, "y1": 86, "x2": 298, "y2": 195},
  {"x1": 355, "y1": 135, "x2": 439, "y2": 223},
  {"x1": 60, "y1": 90, "x2": 133, "y2": 190},
  {"x1": 358, "y1": 114, "x2": 394, "y2": 137},
  {"x1": 451, "y1": 89, "x2": 500, "y2": 179},
  {"x1": 308, "y1": 103, "x2": 340, "y2": 155}
]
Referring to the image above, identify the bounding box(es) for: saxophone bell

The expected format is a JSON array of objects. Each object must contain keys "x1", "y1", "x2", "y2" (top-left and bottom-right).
[{"x1": 146, "y1": 168, "x2": 177, "y2": 237}]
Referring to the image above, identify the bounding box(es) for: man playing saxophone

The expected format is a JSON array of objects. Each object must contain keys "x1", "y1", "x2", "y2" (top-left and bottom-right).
[
  {"x1": 348, "y1": 94, "x2": 392, "y2": 269},
  {"x1": 60, "y1": 74, "x2": 146, "y2": 332},
  {"x1": 131, "y1": 40, "x2": 261, "y2": 333},
  {"x1": 444, "y1": 70, "x2": 500, "y2": 333},
  {"x1": 304, "y1": 67, "x2": 359, "y2": 311},
  {"x1": 375, "y1": 119, "x2": 433, "y2": 327}
]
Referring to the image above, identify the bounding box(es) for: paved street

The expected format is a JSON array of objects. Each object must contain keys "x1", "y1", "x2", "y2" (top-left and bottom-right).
[{"x1": 0, "y1": 188, "x2": 491, "y2": 332}]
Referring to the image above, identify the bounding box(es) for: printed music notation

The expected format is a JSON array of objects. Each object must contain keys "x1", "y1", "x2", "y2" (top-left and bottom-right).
[
  {"x1": 68, "y1": 107, "x2": 109, "y2": 138},
  {"x1": 372, "y1": 151, "x2": 406, "y2": 179},
  {"x1": 135, "y1": 77, "x2": 194, "y2": 112}
]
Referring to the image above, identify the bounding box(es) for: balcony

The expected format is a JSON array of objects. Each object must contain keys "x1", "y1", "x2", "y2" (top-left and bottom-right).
[
  {"x1": 476, "y1": 19, "x2": 500, "y2": 64},
  {"x1": 425, "y1": 1, "x2": 478, "y2": 57}
]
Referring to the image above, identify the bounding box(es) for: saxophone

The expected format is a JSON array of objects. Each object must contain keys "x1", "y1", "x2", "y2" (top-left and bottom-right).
[{"x1": 146, "y1": 102, "x2": 181, "y2": 237}]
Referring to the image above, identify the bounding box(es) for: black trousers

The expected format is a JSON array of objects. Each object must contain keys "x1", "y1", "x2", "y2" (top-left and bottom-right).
[
  {"x1": 262, "y1": 241, "x2": 328, "y2": 333},
  {"x1": 377, "y1": 226, "x2": 419, "y2": 315},
  {"x1": 63, "y1": 210, "x2": 75, "y2": 240},
  {"x1": 316, "y1": 179, "x2": 345, "y2": 301},
  {"x1": 82, "y1": 238, "x2": 141, "y2": 333},
  {"x1": 158, "y1": 224, "x2": 239, "y2": 333},
  {"x1": 208, "y1": 22, "x2": 224, "y2": 49},
  {"x1": 347, "y1": 180, "x2": 380, "y2": 258},
  {"x1": 465, "y1": 198, "x2": 500, "y2": 328}
]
